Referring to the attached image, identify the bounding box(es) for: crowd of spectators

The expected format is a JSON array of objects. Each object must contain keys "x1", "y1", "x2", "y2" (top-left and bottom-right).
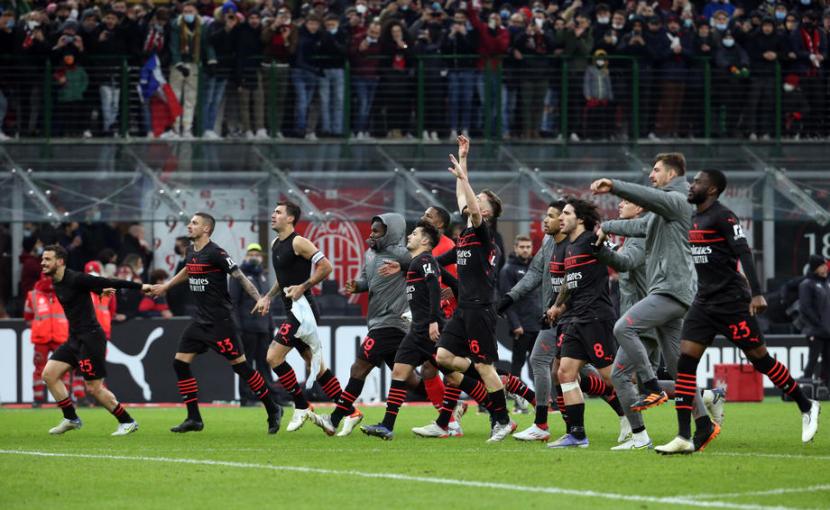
[{"x1": 0, "y1": 0, "x2": 828, "y2": 140}]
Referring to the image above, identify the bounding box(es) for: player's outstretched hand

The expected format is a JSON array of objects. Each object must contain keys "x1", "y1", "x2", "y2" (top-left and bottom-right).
[
  {"x1": 590, "y1": 178, "x2": 614, "y2": 195},
  {"x1": 284, "y1": 285, "x2": 305, "y2": 301},
  {"x1": 102, "y1": 287, "x2": 117, "y2": 297},
  {"x1": 344, "y1": 280, "x2": 358, "y2": 295},
  {"x1": 429, "y1": 322, "x2": 440, "y2": 342},
  {"x1": 150, "y1": 283, "x2": 166, "y2": 296},
  {"x1": 749, "y1": 295, "x2": 768, "y2": 316},
  {"x1": 378, "y1": 260, "x2": 402, "y2": 277},
  {"x1": 448, "y1": 154, "x2": 467, "y2": 180},
  {"x1": 252, "y1": 296, "x2": 271, "y2": 316},
  {"x1": 457, "y1": 134, "x2": 470, "y2": 159}
]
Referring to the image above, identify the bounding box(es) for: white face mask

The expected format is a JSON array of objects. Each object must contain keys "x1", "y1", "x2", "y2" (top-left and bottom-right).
[
  {"x1": 356, "y1": 4, "x2": 367, "y2": 14},
  {"x1": 612, "y1": 22, "x2": 624, "y2": 29},
  {"x1": 596, "y1": 59, "x2": 607, "y2": 67},
  {"x1": 366, "y1": 35, "x2": 377, "y2": 43},
  {"x1": 534, "y1": 17, "x2": 544, "y2": 28},
  {"x1": 784, "y1": 83, "x2": 795, "y2": 92},
  {"x1": 597, "y1": 16, "x2": 610, "y2": 24},
  {"x1": 722, "y1": 38, "x2": 735, "y2": 47}
]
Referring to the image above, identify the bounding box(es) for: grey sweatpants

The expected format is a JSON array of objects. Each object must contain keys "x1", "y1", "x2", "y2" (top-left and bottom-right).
[
  {"x1": 529, "y1": 328, "x2": 559, "y2": 407},
  {"x1": 612, "y1": 336, "x2": 706, "y2": 431}
]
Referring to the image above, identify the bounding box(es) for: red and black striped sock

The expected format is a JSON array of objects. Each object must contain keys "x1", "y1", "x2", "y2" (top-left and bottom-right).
[
  {"x1": 675, "y1": 354, "x2": 700, "y2": 439},
  {"x1": 233, "y1": 363, "x2": 278, "y2": 416},
  {"x1": 579, "y1": 374, "x2": 624, "y2": 416},
  {"x1": 110, "y1": 403, "x2": 133, "y2": 424},
  {"x1": 174, "y1": 359, "x2": 201, "y2": 422},
  {"x1": 317, "y1": 369, "x2": 342, "y2": 402},
  {"x1": 382, "y1": 379, "x2": 408, "y2": 430},
  {"x1": 502, "y1": 374, "x2": 537, "y2": 406},
  {"x1": 458, "y1": 376, "x2": 492, "y2": 411},
  {"x1": 555, "y1": 384, "x2": 569, "y2": 430},
  {"x1": 331, "y1": 377, "x2": 364, "y2": 427},
  {"x1": 273, "y1": 362, "x2": 309, "y2": 410},
  {"x1": 534, "y1": 404, "x2": 549, "y2": 428},
  {"x1": 751, "y1": 354, "x2": 812, "y2": 413},
  {"x1": 56, "y1": 397, "x2": 78, "y2": 420},
  {"x1": 436, "y1": 386, "x2": 461, "y2": 429}
]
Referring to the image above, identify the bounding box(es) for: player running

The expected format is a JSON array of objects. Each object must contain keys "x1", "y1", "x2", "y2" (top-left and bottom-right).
[
  {"x1": 40, "y1": 244, "x2": 147, "y2": 436},
  {"x1": 656, "y1": 169, "x2": 820, "y2": 454},
  {"x1": 545, "y1": 198, "x2": 618, "y2": 449},
  {"x1": 412, "y1": 135, "x2": 516, "y2": 443},
  {"x1": 250, "y1": 201, "x2": 340, "y2": 433},
  {"x1": 361, "y1": 221, "x2": 445, "y2": 440},
  {"x1": 152, "y1": 212, "x2": 282, "y2": 434}
]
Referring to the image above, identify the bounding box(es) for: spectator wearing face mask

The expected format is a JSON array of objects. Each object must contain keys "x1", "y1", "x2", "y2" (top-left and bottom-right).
[
  {"x1": 442, "y1": 9, "x2": 478, "y2": 140},
  {"x1": 703, "y1": 0, "x2": 736, "y2": 21},
  {"x1": 201, "y1": 5, "x2": 237, "y2": 139},
  {"x1": 51, "y1": 20, "x2": 90, "y2": 137},
  {"x1": 714, "y1": 29, "x2": 750, "y2": 137},
  {"x1": 593, "y1": 3, "x2": 613, "y2": 45},
  {"x1": 512, "y1": 8, "x2": 555, "y2": 139},
  {"x1": 468, "y1": 5, "x2": 510, "y2": 140},
  {"x1": 710, "y1": 9, "x2": 731, "y2": 44},
  {"x1": 379, "y1": 19, "x2": 415, "y2": 139},
  {"x1": 18, "y1": 11, "x2": 52, "y2": 138},
  {"x1": 318, "y1": 14, "x2": 348, "y2": 137},
  {"x1": 412, "y1": 3, "x2": 447, "y2": 141},
  {"x1": 619, "y1": 17, "x2": 649, "y2": 136},
  {"x1": 789, "y1": 11, "x2": 826, "y2": 138},
  {"x1": 233, "y1": 10, "x2": 268, "y2": 139},
  {"x1": 90, "y1": 9, "x2": 130, "y2": 136},
  {"x1": 582, "y1": 49, "x2": 615, "y2": 139},
  {"x1": 169, "y1": 1, "x2": 208, "y2": 138},
  {"x1": 653, "y1": 16, "x2": 692, "y2": 137},
  {"x1": 560, "y1": 12, "x2": 593, "y2": 142},
  {"x1": 262, "y1": 7, "x2": 297, "y2": 139},
  {"x1": 746, "y1": 16, "x2": 787, "y2": 140},
  {"x1": 781, "y1": 73, "x2": 809, "y2": 138},
  {"x1": 350, "y1": 20, "x2": 382, "y2": 139},
  {"x1": 138, "y1": 7, "x2": 175, "y2": 138},
  {"x1": 292, "y1": 14, "x2": 324, "y2": 140}
]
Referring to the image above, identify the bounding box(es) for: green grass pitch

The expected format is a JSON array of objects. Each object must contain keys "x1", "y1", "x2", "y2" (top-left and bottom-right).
[{"x1": 1, "y1": 399, "x2": 827, "y2": 510}]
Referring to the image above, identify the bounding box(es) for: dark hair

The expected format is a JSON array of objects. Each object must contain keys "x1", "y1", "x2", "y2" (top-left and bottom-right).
[
  {"x1": 175, "y1": 236, "x2": 189, "y2": 244},
  {"x1": 23, "y1": 236, "x2": 37, "y2": 253},
  {"x1": 481, "y1": 189, "x2": 503, "y2": 219},
  {"x1": 416, "y1": 220, "x2": 440, "y2": 248},
  {"x1": 43, "y1": 244, "x2": 68, "y2": 261},
  {"x1": 432, "y1": 206, "x2": 451, "y2": 230},
  {"x1": 278, "y1": 200, "x2": 302, "y2": 225},
  {"x1": 98, "y1": 248, "x2": 117, "y2": 263},
  {"x1": 548, "y1": 199, "x2": 567, "y2": 212},
  {"x1": 149, "y1": 269, "x2": 169, "y2": 284},
  {"x1": 194, "y1": 212, "x2": 216, "y2": 234},
  {"x1": 566, "y1": 197, "x2": 601, "y2": 231},
  {"x1": 701, "y1": 168, "x2": 727, "y2": 197},
  {"x1": 653, "y1": 152, "x2": 686, "y2": 176},
  {"x1": 514, "y1": 234, "x2": 532, "y2": 244}
]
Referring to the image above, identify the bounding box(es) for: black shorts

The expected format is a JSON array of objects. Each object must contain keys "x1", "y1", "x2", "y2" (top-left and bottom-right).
[
  {"x1": 559, "y1": 320, "x2": 616, "y2": 369},
  {"x1": 681, "y1": 301, "x2": 765, "y2": 350},
  {"x1": 437, "y1": 306, "x2": 499, "y2": 364},
  {"x1": 273, "y1": 311, "x2": 311, "y2": 354},
  {"x1": 394, "y1": 328, "x2": 438, "y2": 367},
  {"x1": 50, "y1": 329, "x2": 107, "y2": 380},
  {"x1": 552, "y1": 323, "x2": 568, "y2": 360},
  {"x1": 179, "y1": 319, "x2": 246, "y2": 360},
  {"x1": 358, "y1": 327, "x2": 406, "y2": 369}
]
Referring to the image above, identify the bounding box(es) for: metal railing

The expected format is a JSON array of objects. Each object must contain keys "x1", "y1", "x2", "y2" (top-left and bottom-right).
[{"x1": 0, "y1": 54, "x2": 788, "y2": 143}]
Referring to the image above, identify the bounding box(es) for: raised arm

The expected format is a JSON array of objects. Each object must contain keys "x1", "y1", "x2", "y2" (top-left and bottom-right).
[
  {"x1": 609, "y1": 179, "x2": 690, "y2": 222},
  {"x1": 451, "y1": 136, "x2": 481, "y2": 227},
  {"x1": 601, "y1": 215, "x2": 650, "y2": 238},
  {"x1": 596, "y1": 237, "x2": 646, "y2": 273},
  {"x1": 78, "y1": 272, "x2": 145, "y2": 292}
]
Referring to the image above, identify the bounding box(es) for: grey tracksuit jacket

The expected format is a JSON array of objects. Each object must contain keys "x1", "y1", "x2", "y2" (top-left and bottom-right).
[
  {"x1": 600, "y1": 177, "x2": 697, "y2": 307},
  {"x1": 354, "y1": 213, "x2": 411, "y2": 333}
]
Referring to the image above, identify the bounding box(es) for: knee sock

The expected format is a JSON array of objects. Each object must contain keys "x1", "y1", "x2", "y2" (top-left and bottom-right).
[
  {"x1": 382, "y1": 379, "x2": 407, "y2": 430},
  {"x1": 534, "y1": 404, "x2": 549, "y2": 428},
  {"x1": 458, "y1": 376, "x2": 493, "y2": 412},
  {"x1": 174, "y1": 359, "x2": 201, "y2": 422},
  {"x1": 57, "y1": 397, "x2": 79, "y2": 421},
  {"x1": 436, "y1": 386, "x2": 462, "y2": 429},
  {"x1": 317, "y1": 369, "x2": 342, "y2": 402},
  {"x1": 675, "y1": 353, "x2": 700, "y2": 439},
  {"x1": 750, "y1": 354, "x2": 812, "y2": 413},
  {"x1": 233, "y1": 363, "x2": 278, "y2": 416},
  {"x1": 331, "y1": 377, "x2": 364, "y2": 427},
  {"x1": 501, "y1": 374, "x2": 537, "y2": 406},
  {"x1": 273, "y1": 362, "x2": 309, "y2": 410},
  {"x1": 555, "y1": 384, "x2": 569, "y2": 430},
  {"x1": 579, "y1": 374, "x2": 624, "y2": 416},
  {"x1": 423, "y1": 375, "x2": 445, "y2": 409},
  {"x1": 489, "y1": 389, "x2": 510, "y2": 425},
  {"x1": 110, "y1": 403, "x2": 134, "y2": 424}
]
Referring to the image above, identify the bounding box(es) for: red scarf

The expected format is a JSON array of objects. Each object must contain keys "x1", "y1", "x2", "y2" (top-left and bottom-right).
[
  {"x1": 800, "y1": 27, "x2": 821, "y2": 76},
  {"x1": 143, "y1": 27, "x2": 165, "y2": 55}
]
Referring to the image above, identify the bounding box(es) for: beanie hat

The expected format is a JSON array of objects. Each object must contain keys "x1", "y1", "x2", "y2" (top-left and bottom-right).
[{"x1": 808, "y1": 254, "x2": 827, "y2": 273}]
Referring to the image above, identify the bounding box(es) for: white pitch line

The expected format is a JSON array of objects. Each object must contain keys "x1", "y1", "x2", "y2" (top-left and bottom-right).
[
  {"x1": 0, "y1": 449, "x2": 805, "y2": 510},
  {"x1": 690, "y1": 485, "x2": 830, "y2": 501},
  {"x1": 709, "y1": 452, "x2": 830, "y2": 462}
]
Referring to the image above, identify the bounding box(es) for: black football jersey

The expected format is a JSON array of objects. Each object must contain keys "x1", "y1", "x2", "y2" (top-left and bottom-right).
[
  {"x1": 406, "y1": 251, "x2": 441, "y2": 329},
  {"x1": 455, "y1": 222, "x2": 498, "y2": 307},
  {"x1": 561, "y1": 231, "x2": 616, "y2": 323},
  {"x1": 186, "y1": 241, "x2": 237, "y2": 324}
]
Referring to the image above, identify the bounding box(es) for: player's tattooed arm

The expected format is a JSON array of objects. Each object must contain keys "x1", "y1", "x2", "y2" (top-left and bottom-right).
[
  {"x1": 231, "y1": 268, "x2": 262, "y2": 304},
  {"x1": 547, "y1": 287, "x2": 570, "y2": 323},
  {"x1": 253, "y1": 278, "x2": 280, "y2": 316}
]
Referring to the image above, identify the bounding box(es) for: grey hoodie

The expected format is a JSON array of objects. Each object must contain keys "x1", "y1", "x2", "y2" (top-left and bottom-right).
[
  {"x1": 354, "y1": 213, "x2": 412, "y2": 333},
  {"x1": 506, "y1": 235, "x2": 557, "y2": 309},
  {"x1": 601, "y1": 177, "x2": 697, "y2": 307}
]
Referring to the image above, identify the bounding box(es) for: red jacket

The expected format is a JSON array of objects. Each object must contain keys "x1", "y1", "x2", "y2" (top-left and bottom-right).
[
  {"x1": 24, "y1": 277, "x2": 69, "y2": 345},
  {"x1": 468, "y1": 7, "x2": 510, "y2": 71}
]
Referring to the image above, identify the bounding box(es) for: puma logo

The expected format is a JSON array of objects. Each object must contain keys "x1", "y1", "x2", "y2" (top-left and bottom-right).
[{"x1": 107, "y1": 327, "x2": 163, "y2": 401}]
